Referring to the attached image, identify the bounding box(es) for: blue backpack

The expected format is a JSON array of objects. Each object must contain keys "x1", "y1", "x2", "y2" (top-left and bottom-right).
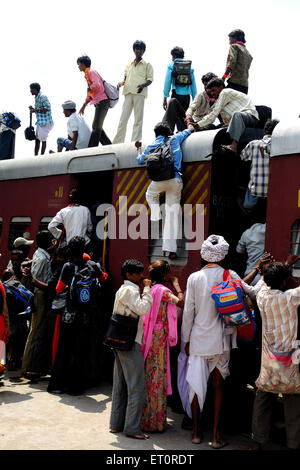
[
  {"x1": 2, "y1": 112, "x2": 21, "y2": 130},
  {"x1": 3, "y1": 280, "x2": 34, "y2": 313}
]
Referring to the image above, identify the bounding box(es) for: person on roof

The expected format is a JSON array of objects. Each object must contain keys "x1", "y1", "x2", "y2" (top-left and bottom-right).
[
  {"x1": 56, "y1": 101, "x2": 91, "y2": 152},
  {"x1": 113, "y1": 40, "x2": 153, "y2": 148},
  {"x1": 162, "y1": 47, "x2": 197, "y2": 132},
  {"x1": 29, "y1": 83, "x2": 54, "y2": 156},
  {"x1": 190, "y1": 77, "x2": 258, "y2": 153},
  {"x1": 223, "y1": 29, "x2": 253, "y2": 95},
  {"x1": 77, "y1": 55, "x2": 111, "y2": 147}
]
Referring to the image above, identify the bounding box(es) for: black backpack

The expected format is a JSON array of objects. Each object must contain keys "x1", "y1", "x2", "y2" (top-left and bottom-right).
[
  {"x1": 24, "y1": 112, "x2": 36, "y2": 141},
  {"x1": 68, "y1": 262, "x2": 100, "y2": 312},
  {"x1": 146, "y1": 137, "x2": 175, "y2": 181},
  {"x1": 172, "y1": 60, "x2": 192, "y2": 87}
]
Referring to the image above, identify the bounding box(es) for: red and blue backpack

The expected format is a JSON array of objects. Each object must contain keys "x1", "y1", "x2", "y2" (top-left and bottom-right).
[{"x1": 211, "y1": 270, "x2": 254, "y2": 329}]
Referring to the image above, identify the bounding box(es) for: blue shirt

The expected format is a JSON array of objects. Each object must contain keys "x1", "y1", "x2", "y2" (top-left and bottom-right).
[
  {"x1": 136, "y1": 129, "x2": 191, "y2": 178},
  {"x1": 34, "y1": 92, "x2": 53, "y2": 126},
  {"x1": 163, "y1": 60, "x2": 197, "y2": 99}
]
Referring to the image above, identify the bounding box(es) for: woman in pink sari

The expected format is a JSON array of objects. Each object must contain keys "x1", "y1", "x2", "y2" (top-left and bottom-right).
[{"x1": 141, "y1": 260, "x2": 184, "y2": 432}]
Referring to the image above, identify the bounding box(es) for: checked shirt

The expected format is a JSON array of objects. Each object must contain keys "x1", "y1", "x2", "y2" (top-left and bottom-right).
[
  {"x1": 240, "y1": 135, "x2": 271, "y2": 197},
  {"x1": 34, "y1": 92, "x2": 53, "y2": 126}
]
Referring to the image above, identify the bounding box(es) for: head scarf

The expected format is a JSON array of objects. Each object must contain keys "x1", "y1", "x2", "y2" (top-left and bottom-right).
[{"x1": 201, "y1": 234, "x2": 229, "y2": 263}]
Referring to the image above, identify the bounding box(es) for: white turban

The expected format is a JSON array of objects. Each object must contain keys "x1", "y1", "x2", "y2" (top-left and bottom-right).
[{"x1": 201, "y1": 234, "x2": 229, "y2": 263}]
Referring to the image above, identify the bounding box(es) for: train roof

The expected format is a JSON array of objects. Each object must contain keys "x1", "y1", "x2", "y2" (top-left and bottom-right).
[
  {"x1": 270, "y1": 119, "x2": 300, "y2": 157},
  {"x1": 0, "y1": 120, "x2": 299, "y2": 182},
  {"x1": 0, "y1": 129, "x2": 219, "y2": 181}
]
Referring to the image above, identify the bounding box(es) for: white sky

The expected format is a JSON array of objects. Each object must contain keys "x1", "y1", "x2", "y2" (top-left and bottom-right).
[{"x1": 1, "y1": 0, "x2": 300, "y2": 158}]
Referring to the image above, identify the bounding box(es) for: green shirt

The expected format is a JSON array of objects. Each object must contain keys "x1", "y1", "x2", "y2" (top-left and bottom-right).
[{"x1": 226, "y1": 44, "x2": 253, "y2": 88}]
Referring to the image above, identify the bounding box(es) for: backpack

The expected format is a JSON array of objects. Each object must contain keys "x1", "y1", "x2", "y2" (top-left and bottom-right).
[
  {"x1": 1, "y1": 112, "x2": 21, "y2": 130},
  {"x1": 211, "y1": 270, "x2": 253, "y2": 327},
  {"x1": 3, "y1": 280, "x2": 34, "y2": 314},
  {"x1": 172, "y1": 60, "x2": 192, "y2": 87},
  {"x1": 103, "y1": 81, "x2": 119, "y2": 108},
  {"x1": 146, "y1": 137, "x2": 175, "y2": 181},
  {"x1": 68, "y1": 262, "x2": 100, "y2": 311}
]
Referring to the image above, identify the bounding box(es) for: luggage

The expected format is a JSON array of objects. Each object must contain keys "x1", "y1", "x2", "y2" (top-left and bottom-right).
[
  {"x1": 211, "y1": 270, "x2": 253, "y2": 327},
  {"x1": 68, "y1": 262, "x2": 100, "y2": 311},
  {"x1": 172, "y1": 60, "x2": 192, "y2": 86},
  {"x1": 103, "y1": 81, "x2": 119, "y2": 108},
  {"x1": 103, "y1": 313, "x2": 139, "y2": 351},
  {"x1": 3, "y1": 280, "x2": 34, "y2": 314},
  {"x1": 1, "y1": 112, "x2": 21, "y2": 130},
  {"x1": 24, "y1": 112, "x2": 36, "y2": 141},
  {"x1": 146, "y1": 137, "x2": 175, "y2": 181}
]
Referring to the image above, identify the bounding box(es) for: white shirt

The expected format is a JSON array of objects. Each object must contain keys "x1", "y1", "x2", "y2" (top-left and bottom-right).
[
  {"x1": 67, "y1": 113, "x2": 91, "y2": 149},
  {"x1": 236, "y1": 223, "x2": 266, "y2": 275},
  {"x1": 48, "y1": 204, "x2": 93, "y2": 243},
  {"x1": 182, "y1": 265, "x2": 264, "y2": 356},
  {"x1": 113, "y1": 280, "x2": 153, "y2": 344}
]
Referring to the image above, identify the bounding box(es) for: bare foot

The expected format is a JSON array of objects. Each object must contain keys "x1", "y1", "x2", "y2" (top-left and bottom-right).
[{"x1": 126, "y1": 433, "x2": 149, "y2": 440}]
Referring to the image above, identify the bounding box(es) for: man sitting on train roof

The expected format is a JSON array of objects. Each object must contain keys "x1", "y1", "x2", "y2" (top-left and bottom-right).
[
  {"x1": 185, "y1": 72, "x2": 223, "y2": 131},
  {"x1": 240, "y1": 119, "x2": 279, "y2": 210},
  {"x1": 55, "y1": 101, "x2": 91, "y2": 152},
  {"x1": 189, "y1": 77, "x2": 259, "y2": 154}
]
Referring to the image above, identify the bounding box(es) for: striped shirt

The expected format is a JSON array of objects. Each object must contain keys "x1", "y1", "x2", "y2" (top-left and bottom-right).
[
  {"x1": 34, "y1": 92, "x2": 53, "y2": 126},
  {"x1": 240, "y1": 135, "x2": 271, "y2": 197},
  {"x1": 197, "y1": 88, "x2": 258, "y2": 129},
  {"x1": 257, "y1": 282, "x2": 300, "y2": 353}
]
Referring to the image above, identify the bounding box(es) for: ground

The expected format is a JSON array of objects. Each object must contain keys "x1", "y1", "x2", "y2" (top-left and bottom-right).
[{"x1": 0, "y1": 370, "x2": 286, "y2": 454}]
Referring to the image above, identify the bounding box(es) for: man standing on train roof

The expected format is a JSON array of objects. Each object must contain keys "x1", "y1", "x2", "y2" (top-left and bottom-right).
[
  {"x1": 113, "y1": 40, "x2": 153, "y2": 148},
  {"x1": 189, "y1": 77, "x2": 259, "y2": 154},
  {"x1": 29, "y1": 83, "x2": 54, "y2": 156},
  {"x1": 56, "y1": 101, "x2": 91, "y2": 152},
  {"x1": 77, "y1": 55, "x2": 111, "y2": 147},
  {"x1": 223, "y1": 29, "x2": 252, "y2": 95},
  {"x1": 137, "y1": 122, "x2": 194, "y2": 260},
  {"x1": 48, "y1": 189, "x2": 93, "y2": 250},
  {"x1": 162, "y1": 47, "x2": 197, "y2": 132}
]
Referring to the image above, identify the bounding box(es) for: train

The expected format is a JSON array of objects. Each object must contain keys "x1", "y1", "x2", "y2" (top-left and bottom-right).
[{"x1": 0, "y1": 117, "x2": 299, "y2": 288}]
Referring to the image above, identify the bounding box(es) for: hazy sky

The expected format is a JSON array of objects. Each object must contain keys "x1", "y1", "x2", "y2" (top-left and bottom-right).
[{"x1": 1, "y1": 0, "x2": 299, "y2": 158}]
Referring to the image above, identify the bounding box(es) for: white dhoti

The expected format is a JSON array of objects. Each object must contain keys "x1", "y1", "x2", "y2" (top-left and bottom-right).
[
  {"x1": 36, "y1": 124, "x2": 53, "y2": 141},
  {"x1": 186, "y1": 352, "x2": 230, "y2": 412}
]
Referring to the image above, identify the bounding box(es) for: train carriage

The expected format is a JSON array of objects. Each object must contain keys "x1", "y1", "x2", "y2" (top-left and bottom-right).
[{"x1": 0, "y1": 121, "x2": 299, "y2": 286}]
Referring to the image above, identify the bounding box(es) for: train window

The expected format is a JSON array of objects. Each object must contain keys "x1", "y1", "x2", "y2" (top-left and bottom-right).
[
  {"x1": 291, "y1": 219, "x2": 300, "y2": 276},
  {"x1": 8, "y1": 217, "x2": 32, "y2": 251},
  {"x1": 39, "y1": 217, "x2": 54, "y2": 232}
]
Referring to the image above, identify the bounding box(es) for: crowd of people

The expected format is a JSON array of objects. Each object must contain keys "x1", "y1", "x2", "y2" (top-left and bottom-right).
[{"x1": 0, "y1": 28, "x2": 300, "y2": 452}]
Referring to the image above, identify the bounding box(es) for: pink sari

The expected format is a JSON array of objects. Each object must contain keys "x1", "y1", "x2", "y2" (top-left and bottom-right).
[{"x1": 141, "y1": 283, "x2": 177, "y2": 394}]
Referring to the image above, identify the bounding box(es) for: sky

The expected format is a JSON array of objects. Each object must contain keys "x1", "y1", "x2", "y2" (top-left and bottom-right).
[{"x1": 1, "y1": 0, "x2": 300, "y2": 159}]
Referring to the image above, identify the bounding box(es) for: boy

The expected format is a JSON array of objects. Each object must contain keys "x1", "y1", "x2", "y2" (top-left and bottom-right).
[
  {"x1": 113, "y1": 40, "x2": 153, "y2": 147},
  {"x1": 109, "y1": 259, "x2": 152, "y2": 439}
]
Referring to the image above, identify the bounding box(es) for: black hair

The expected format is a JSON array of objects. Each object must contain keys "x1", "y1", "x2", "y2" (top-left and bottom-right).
[
  {"x1": 171, "y1": 47, "x2": 184, "y2": 59},
  {"x1": 264, "y1": 119, "x2": 279, "y2": 136},
  {"x1": 121, "y1": 259, "x2": 144, "y2": 280},
  {"x1": 133, "y1": 40, "x2": 146, "y2": 52},
  {"x1": 69, "y1": 188, "x2": 80, "y2": 204},
  {"x1": 228, "y1": 29, "x2": 246, "y2": 43},
  {"x1": 263, "y1": 262, "x2": 291, "y2": 290},
  {"x1": 68, "y1": 236, "x2": 86, "y2": 258},
  {"x1": 206, "y1": 78, "x2": 225, "y2": 89},
  {"x1": 149, "y1": 260, "x2": 170, "y2": 284},
  {"x1": 77, "y1": 55, "x2": 91, "y2": 67},
  {"x1": 10, "y1": 249, "x2": 25, "y2": 260},
  {"x1": 201, "y1": 72, "x2": 217, "y2": 85},
  {"x1": 30, "y1": 83, "x2": 41, "y2": 92},
  {"x1": 154, "y1": 122, "x2": 171, "y2": 137},
  {"x1": 36, "y1": 230, "x2": 53, "y2": 250}
]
